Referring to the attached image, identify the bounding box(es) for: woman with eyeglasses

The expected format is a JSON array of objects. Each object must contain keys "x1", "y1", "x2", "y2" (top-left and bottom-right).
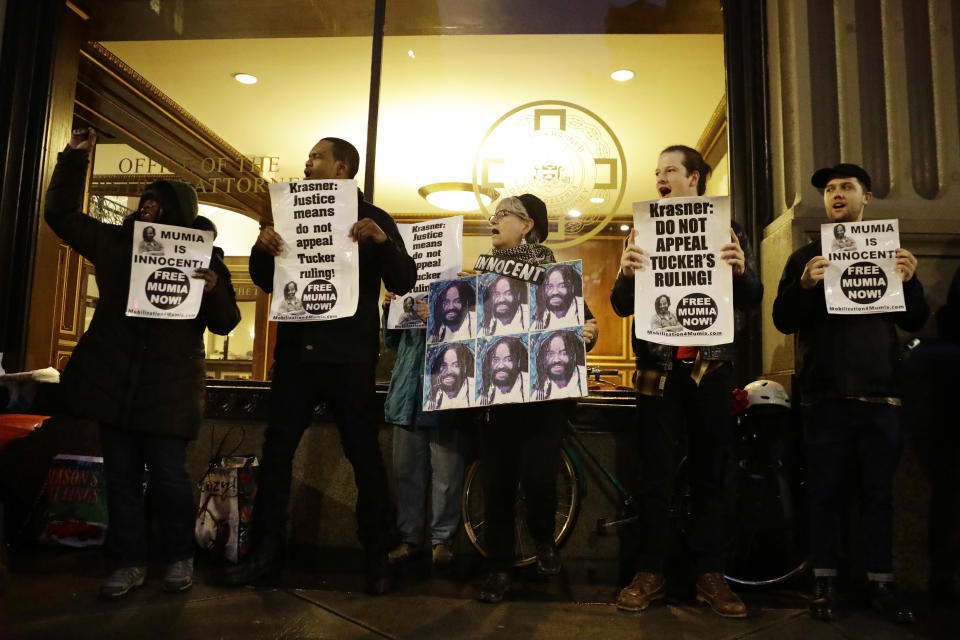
[{"x1": 475, "y1": 194, "x2": 598, "y2": 603}]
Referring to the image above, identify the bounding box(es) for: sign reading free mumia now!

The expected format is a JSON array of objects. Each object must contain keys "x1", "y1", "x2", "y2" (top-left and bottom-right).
[
  {"x1": 268, "y1": 180, "x2": 359, "y2": 322},
  {"x1": 821, "y1": 218, "x2": 905, "y2": 314},
  {"x1": 632, "y1": 195, "x2": 734, "y2": 346},
  {"x1": 126, "y1": 221, "x2": 213, "y2": 319}
]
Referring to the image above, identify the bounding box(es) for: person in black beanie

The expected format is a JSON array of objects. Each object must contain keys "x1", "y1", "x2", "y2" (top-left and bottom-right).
[
  {"x1": 475, "y1": 194, "x2": 598, "y2": 603},
  {"x1": 44, "y1": 127, "x2": 240, "y2": 599}
]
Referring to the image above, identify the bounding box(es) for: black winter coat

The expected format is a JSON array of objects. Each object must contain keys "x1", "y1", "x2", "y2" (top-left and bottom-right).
[
  {"x1": 44, "y1": 148, "x2": 241, "y2": 439},
  {"x1": 772, "y1": 238, "x2": 929, "y2": 400}
]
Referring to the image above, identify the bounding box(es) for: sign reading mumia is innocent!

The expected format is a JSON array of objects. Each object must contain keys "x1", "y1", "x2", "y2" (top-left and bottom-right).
[
  {"x1": 268, "y1": 180, "x2": 359, "y2": 322},
  {"x1": 126, "y1": 221, "x2": 213, "y2": 319},
  {"x1": 821, "y1": 218, "x2": 905, "y2": 314}
]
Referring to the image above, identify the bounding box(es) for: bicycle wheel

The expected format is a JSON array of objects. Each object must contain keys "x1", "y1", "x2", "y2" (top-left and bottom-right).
[
  {"x1": 462, "y1": 448, "x2": 580, "y2": 566},
  {"x1": 722, "y1": 461, "x2": 809, "y2": 586}
]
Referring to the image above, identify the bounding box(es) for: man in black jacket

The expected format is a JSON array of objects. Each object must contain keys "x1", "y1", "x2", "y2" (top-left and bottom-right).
[
  {"x1": 226, "y1": 137, "x2": 417, "y2": 594},
  {"x1": 611, "y1": 145, "x2": 762, "y2": 618},
  {"x1": 773, "y1": 163, "x2": 926, "y2": 623}
]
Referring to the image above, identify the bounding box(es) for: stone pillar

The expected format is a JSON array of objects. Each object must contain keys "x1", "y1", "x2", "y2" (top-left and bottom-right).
[
  {"x1": 763, "y1": 0, "x2": 960, "y2": 383},
  {"x1": 763, "y1": 0, "x2": 960, "y2": 591}
]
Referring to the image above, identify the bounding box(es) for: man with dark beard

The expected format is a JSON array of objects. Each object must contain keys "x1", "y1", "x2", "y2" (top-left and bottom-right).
[
  {"x1": 429, "y1": 280, "x2": 476, "y2": 342},
  {"x1": 533, "y1": 331, "x2": 586, "y2": 401},
  {"x1": 481, "y1": 275, "x2": 528, "y2": 335},
  {"x1": 479, "y1": 336, "x2": 527, "y2": 405},
  {"x1": 427, "y1": 342, "x2": 475, "y2": 410},
  {"x1": 533, "y1": 264, "x2": 582, "y2": 330}
]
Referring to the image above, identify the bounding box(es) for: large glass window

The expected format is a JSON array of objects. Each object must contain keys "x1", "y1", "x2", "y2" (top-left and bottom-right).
[{"x1": 59, "y1": 1, "x2": 726, "y2": 385}]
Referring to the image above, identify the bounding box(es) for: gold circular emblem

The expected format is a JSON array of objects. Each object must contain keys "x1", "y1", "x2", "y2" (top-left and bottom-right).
[{"x1": 473, "y1": 100, "x2": 627, "y2": 249}]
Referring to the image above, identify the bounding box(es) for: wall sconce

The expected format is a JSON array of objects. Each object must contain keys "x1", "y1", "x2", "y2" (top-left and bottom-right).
[{"x1": 418, "y1": 182, "x2": 500, "y2": 212}]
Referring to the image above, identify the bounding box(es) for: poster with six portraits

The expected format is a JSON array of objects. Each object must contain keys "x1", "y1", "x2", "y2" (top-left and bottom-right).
[{"x1": 423, "y1": 260, "x2": 587, "y2": 411}]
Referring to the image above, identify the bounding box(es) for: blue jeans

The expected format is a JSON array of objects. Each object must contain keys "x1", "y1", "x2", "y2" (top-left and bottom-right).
[{"x1": 392, "y1": 424, "x2": 466, "y2": 546}]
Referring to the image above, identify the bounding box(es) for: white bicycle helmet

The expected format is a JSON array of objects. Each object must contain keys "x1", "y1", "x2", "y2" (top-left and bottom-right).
[{"x1": 744, "y1": 379, "x2": 791, "y2": 412}]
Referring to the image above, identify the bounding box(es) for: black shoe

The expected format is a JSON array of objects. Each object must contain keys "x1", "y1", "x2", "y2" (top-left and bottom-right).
[
  {"x1": 809, "y1": 576, "x2": 838, "y2": 621},
  {"x1": 479, "y1": 571, "x2": 510, "y2": 603},
  {"x1": 535, "y1": 541, "x2": 562, "y2": 576},
  {"x1": 869, "y1": 581, "x2": 915, "y2": 624},
  {"x1": 364, "y1": 551, "x2": 392, "y2": 596},
  {"x1": 222, "y1": 539, "x2": 281, "y2": 586}
]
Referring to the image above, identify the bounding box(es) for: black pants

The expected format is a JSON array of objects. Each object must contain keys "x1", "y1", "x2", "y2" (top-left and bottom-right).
[
  {"x1": 480, "y1": 401, "x2": 569, "y2": 571},
  {"x1": 100, "y1": 425, "x2": 195, "y2": 567},
  {"x1": 252, "y1": 360, "x2": 391, "y2": 553},
  {"x1": 634, "y1": 361, "x2": 733, "y2": 574},
  {"x1": 803, "y1": 399, "x2": 902, "y2": 577}
]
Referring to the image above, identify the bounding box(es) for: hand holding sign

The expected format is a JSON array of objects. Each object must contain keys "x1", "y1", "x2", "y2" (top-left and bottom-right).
[
  {"x1": 801, "y1": 256, "x2": 829, "y2": 289},
  {"x1": 350, "y1": 218, "x2": 388, "y2": 244},
  {"x1": 416, "y1": 298, "x2": 430, "y2": 323},
  {"x1": 192, "y1": 267, "x2": 218, "y2": 292},
  {"x1": 255, "y1": 226, "x2": 284, "y2": 256},
  {"x1": 895, "y1": 248, "x2": 917, "y2": 282},
  {"x1": 582, "y1": 318, "x2": 598, "y2": 344},
  {"x1": 719, "y1": 228, "x2": 745, "y2": 276},
  {"x1": 620, "y1": 229, "x2": 645, "y2": 277}
]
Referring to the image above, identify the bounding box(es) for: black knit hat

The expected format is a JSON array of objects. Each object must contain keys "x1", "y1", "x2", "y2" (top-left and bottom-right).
[
  {"x1": 138, "y1": 180, "x2": 199, "y2": 227},
  {"x1": 516, "y1": 193, "x2": 548, "y2": 243}
]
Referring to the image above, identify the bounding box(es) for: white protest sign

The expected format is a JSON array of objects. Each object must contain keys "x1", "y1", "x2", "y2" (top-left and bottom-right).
[
  {"x1": 633, "y1": 195, "x2": 733, "y2": 346},
  {"x1": 268, "y1": 180, "x2": 359, "y2": 322},
  {"x1": 127, "y1": 221, "x2": 212, "y2": 319},
  {"x1": 387, "y1": 216, "x2": 463, "y2": 329},
  {"x1": 821, "y1": 219, "x2": 905, "y2": 314}
]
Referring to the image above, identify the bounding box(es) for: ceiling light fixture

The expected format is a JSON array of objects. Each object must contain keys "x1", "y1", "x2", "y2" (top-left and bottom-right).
[
  {"x1": 233, "y1": 73, "x2": 258, "y2": 85},
  {"x1": 620, "y1": 224, "x2": 630, "y2": 231},
  {"x1": 418, "y1": 182, "x2": 500, "y2": 212},
  {"x1": 589, "y1": 196, "x2": 605, "y2": 204},
  {"x1": 610, "y1": 69, "x2": 635, "y2": 82},
  {"x1": 407, "y1": 50, "x2": 416, "y2": 59},
  {"x1": 568, "y1": 209, "x2": 582, "y2": 218}
]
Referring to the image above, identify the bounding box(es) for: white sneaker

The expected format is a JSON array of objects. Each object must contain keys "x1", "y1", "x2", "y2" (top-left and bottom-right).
[
  {"x1": 100, "y1": 566, "x2": 146, "y2": 599},
  {"x1": 163, "y1": 558, "x2": 194, "y2": 592}
]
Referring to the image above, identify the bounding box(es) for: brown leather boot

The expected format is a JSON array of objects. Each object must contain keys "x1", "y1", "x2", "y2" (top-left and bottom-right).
[
  {"x1": 696, "y1": 572, "x2": 747, "y2": 618},
  {"x1": 616, "y1": 571, "x2": 666, "y2": 612}
]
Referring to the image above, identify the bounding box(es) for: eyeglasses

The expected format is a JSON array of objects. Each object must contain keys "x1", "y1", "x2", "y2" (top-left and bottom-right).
[{"x1": 489, "y1": 209, "x2": 525, "y2": 224}]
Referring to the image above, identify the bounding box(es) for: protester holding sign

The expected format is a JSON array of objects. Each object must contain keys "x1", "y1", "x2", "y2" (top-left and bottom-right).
[
  {"x1": 772, "y1": 163, "x2": 927, "y2": 624},
  {"x1": 226, "y1": 137, "x2": 416, "y2": 595},
  {"x1": 610, "y1": 145, "x2": 761, "y2": 618},
  {"x1": 44, "y1": 128, "x2": 240, "y2": 599},
  {"x1": 474, "y1": 194, "x2": 598, "y2": 604},
  {"x1": 381, "y1": 293, "x2": 468, "y2": 568}
]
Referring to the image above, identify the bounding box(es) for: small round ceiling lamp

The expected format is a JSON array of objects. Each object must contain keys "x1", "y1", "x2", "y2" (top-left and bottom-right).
[
  {"x1": 233, "y1": 73, "x2": 258, "y2": 85},
  {"x1": 418, "y1": 182, "x2": 500, "y2": 212},
  {"x1": 610, "y1": 69, "x2": 635, "y2": 82}
]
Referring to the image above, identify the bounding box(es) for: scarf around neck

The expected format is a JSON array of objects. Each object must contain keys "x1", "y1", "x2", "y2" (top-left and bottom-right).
[{"x1": 491, "y1": 243, "x2": 556, "y2": 267}]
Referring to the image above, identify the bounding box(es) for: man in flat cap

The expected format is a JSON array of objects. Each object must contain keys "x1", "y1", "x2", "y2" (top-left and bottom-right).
[{"x1": 773, "y1": 163, "x2": 927, "y2": 624}]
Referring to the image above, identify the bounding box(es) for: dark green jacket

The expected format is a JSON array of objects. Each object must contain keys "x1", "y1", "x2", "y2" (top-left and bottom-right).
[{"x1": 44, "y1": 148, "x2": 241, "y2": 439}]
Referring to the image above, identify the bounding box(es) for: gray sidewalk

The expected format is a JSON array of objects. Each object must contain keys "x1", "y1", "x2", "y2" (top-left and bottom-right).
[{"x1": 1, "y1": 550, "x2": 952, "y2": 639}]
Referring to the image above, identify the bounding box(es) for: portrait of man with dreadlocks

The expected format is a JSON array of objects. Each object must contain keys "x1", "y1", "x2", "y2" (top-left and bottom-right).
[{"x1": 532, "y1": 262, "x2": 583, "y2": 331}]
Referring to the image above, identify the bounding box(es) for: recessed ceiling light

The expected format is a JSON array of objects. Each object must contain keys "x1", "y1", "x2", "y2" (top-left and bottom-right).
[
  {"x1": 233, "y1": 73, "x2": 258, "y2": 85},
  {"x1": 568, "y1": 209, "x2": 582, "y2": 218},
  {"x1": 610, "y1": 69, "x2": 635, "y2": 82},
  {"x1": 620, "y1": 224, "x2": 630, "y2": 231},
  {"x1": 589, "y1": 197, "x2": 605, "y2": 204},
  {"x1": 407, "y1": 50, "x2": 416, "y2": 59}
]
